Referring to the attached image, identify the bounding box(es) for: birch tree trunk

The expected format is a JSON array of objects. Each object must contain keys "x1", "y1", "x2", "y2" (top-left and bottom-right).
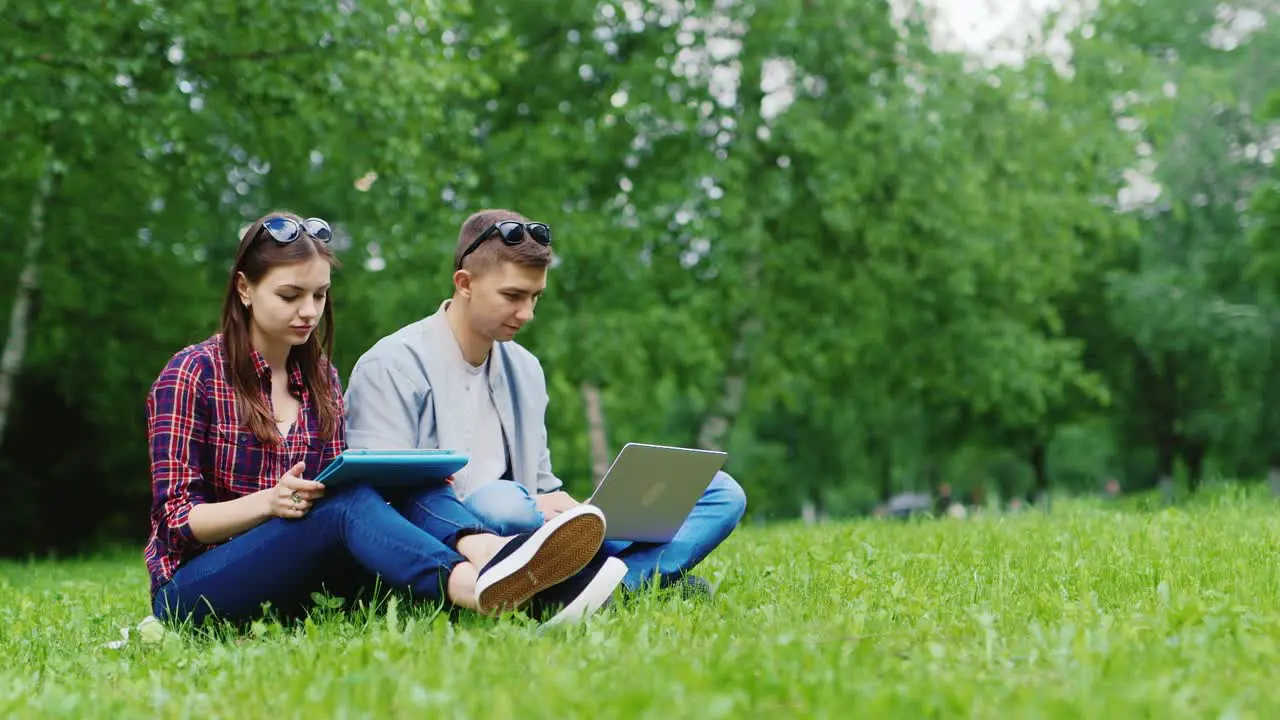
[
  {"x1": 581, "y1": 382, "x2": 611, "y2": 483},
  {"x1": 697, "y1": 241, "x2": 762, "y2": 453},
  {"x1": 697, "y1": 47, "x2": 766, "y2": 454},
  {"x1": 0, "y1": 158, "x2": 58, "y2": 445},
  {"x1": 697, "y1": 314, "x2": 760, "y2": 451}
]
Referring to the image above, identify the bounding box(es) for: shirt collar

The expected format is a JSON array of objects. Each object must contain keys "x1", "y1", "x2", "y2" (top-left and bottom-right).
[
  {"x1": 249, "y1": 344, "x2": 307, "y2": 393},
  {"x1": 286, "y1": 359, "x2": 307, "y2": 394},
  {"x1": 248, "y1": 346, "x2": 272, "y2": 379}
]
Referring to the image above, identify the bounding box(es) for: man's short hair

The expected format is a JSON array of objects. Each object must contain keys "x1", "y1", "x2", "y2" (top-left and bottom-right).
[{"x1": 454, "y1": 208, "x2": 553, "y2": 275}]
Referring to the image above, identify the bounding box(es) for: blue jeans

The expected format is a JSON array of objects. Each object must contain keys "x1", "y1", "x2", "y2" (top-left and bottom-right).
[
  {"x1": 152, "y1": 483, "x2": 487, "y2": 626},
  {"x1": 459, "y1": 472, "x2": 748, "y2": 591}
]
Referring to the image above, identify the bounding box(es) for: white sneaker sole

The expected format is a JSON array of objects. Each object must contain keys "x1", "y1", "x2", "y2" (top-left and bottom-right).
[
  {"x1": 539, "y1": 556, "x2": 628, "y2": 630},
  {"x1": 474, "y1": 504, "x2": 606, "y2": 614}
]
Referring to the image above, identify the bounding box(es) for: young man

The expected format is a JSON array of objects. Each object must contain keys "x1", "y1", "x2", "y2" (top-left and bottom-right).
[{"x1": 344, "y1": 208, "x2": 747, "y2": 604}]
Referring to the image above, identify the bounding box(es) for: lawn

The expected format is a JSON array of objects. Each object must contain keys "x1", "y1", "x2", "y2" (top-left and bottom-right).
[{"x1": 3, "y1": 487, "x2": 1279, "y2": 718}]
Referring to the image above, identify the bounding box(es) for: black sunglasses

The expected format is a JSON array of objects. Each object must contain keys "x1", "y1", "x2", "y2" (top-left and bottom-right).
[
  {"x1": 260, "y1": 216, "x2": 332, "y2": 244},
  {"x1": 456, "y1": 220, "x2": 551, "y2": 269}
]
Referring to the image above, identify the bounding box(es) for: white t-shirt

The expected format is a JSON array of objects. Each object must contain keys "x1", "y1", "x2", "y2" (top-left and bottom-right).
[{"x1": 447, "y1": 351, "x2": 510, "y2": 493}]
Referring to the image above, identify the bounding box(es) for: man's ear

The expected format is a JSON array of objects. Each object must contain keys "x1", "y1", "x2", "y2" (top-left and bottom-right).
[
  {"x1": 453, "y1": 268, "x2": 473, "y2": 299},
  {"x1": 236, "y1": 272, "x2": 251, "y2": 307}
]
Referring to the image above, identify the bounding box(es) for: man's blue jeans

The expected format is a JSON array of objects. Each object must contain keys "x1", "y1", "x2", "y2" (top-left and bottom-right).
[
  {"x1": 457, "y1": 472, "x2": 748, "y2": 591},
  {"x1": 152, "y1": 483, "x2": 487, "y2": 626}
]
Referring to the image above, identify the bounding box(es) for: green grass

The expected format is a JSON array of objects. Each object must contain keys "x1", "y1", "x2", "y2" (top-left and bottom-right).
[{"x1": 4, "y1": 488, "x2": 1280, "y2": 718}]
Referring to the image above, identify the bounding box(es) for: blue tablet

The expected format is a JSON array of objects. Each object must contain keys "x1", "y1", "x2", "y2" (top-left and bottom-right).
[{"x1": 314, "y1": 449, "x2": 470, "y2": 489}]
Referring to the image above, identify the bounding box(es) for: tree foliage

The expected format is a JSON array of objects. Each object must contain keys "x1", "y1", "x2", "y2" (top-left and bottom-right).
[{"x1": 2, "y1": 0, "x2": 1278, "y2": 553}]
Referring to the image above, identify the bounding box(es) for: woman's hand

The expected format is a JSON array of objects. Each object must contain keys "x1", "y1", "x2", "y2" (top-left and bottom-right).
[
  {"x1": 267, "y1": 461, "x2": 326, "y2": 519},
  {"x1": 188, "y1": 462, "x2": 325, "y2": 543}
]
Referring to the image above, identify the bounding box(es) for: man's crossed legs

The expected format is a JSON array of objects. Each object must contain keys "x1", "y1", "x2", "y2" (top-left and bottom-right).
[{"x1": 456, "y1": 473, "x2": 748, "y2": 594}]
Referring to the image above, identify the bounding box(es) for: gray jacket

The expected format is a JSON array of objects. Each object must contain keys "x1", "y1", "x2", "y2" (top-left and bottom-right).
[{"x1": 343, "y1": 301, "x2": 563, "y2": 499}]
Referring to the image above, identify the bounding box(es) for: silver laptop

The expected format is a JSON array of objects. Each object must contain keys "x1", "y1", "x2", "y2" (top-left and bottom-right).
[{"x1": 587, "y1": 443, "x2": 728, "y2": 543}]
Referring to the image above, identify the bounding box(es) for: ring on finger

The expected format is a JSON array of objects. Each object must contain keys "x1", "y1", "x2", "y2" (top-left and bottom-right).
[{"x1": 291, "y1": 491, "x2": 301, "y2": 505}]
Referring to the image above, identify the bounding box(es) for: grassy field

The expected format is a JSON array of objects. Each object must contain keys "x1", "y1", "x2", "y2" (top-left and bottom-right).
[{"x1": 4, "y1": 487, "x2": 1280, "y2": 718}]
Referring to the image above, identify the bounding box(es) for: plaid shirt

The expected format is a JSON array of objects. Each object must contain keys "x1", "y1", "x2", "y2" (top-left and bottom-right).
[{"x1": 143, "y1": 334, "x2": 345, "y2": 595}]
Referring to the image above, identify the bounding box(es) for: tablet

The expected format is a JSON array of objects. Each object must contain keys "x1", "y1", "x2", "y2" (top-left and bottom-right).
[{"x1": 314, "y1": 449, "x2": 470, "y2": 490}]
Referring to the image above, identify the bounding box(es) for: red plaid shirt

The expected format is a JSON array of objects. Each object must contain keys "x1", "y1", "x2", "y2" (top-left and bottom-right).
[{"x1": 143, "y1": 334, "x2": 345, "y2": 595}]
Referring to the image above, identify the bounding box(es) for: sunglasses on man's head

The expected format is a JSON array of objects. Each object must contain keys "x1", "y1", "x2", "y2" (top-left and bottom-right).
[
  {"x1": 260, "y1": 216, "x2": 332, "y2": 244},
  {"x1": 456, "y1": 220, "x2": 552, "y2": 269}
]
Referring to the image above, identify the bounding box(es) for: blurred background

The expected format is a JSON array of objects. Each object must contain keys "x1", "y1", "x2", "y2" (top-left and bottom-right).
[{"x1": 2, "y1": 0, "x2": 1279, "y2": 556}]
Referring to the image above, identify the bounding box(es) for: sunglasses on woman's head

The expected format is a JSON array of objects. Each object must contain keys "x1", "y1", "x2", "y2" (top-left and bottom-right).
[
  {"x1": 260, "y1": 216, "x2": 332, "y2": 244},
  {"x1": 456, "y1": 220, "x2": 551, "y2": 269}
]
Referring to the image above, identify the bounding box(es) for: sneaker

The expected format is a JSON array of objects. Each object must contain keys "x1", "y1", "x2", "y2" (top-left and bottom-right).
[
  {"x1": 666, "y1": 573, "x2": 714, "y2": 600},
  {"x1": 527, "y1": 554, "x2": 628, "y2": 629},
  {"x1": 474, "y1": 504, "x2": 607, "y2": 614},
  {"x1": 623, "y1": 572, "x2": 715, "y2": 601}
]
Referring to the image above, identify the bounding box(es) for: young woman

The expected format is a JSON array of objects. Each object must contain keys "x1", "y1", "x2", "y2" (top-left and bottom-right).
[{"x1": 144, "y1": 211, "x2": 610, "y2": 627}]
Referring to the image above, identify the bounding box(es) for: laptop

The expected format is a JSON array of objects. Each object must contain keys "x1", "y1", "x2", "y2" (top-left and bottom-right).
[
  {"x1": 315, "y1": 449, "x2": 470, "y2": 490},
  {"x1": 587, "y1": 443, "x2": 728, "y2": 543}
]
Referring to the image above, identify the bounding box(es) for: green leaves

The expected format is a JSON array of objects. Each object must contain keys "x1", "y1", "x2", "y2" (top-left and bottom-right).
[{"x1": 7, "y1": 0, "x2": 1280, "y2": 545}]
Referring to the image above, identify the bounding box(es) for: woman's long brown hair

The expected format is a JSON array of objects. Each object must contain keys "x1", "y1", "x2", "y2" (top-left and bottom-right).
[{"x1": 220, "y1": 211, "x2": 341, "y2": 444}]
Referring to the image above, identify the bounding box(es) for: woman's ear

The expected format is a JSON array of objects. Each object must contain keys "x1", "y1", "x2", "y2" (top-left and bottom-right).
[{"x1": 236, "y1": 272, "x2": 252, "y2": 307}]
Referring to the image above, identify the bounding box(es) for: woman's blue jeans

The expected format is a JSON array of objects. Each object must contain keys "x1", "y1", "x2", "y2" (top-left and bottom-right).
[{"x1": 152, "y1": 483, "x2": 486, "y2": 626}]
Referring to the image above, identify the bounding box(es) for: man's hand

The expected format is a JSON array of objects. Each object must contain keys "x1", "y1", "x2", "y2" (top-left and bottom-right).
[{"x1": 535, "y1": 491, "x2": 580, "y2": 520}]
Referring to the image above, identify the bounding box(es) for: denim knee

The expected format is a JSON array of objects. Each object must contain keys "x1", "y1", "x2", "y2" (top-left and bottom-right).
[
  {"x1": 711, "y1": 471, "x2": 748, "y2": 525},
  {"x1": 479, "y1": 503, "x2": 542, "y2": 535},
  {"x1": 465, "y1": 484, "x2": 542, "y2": 535}
]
